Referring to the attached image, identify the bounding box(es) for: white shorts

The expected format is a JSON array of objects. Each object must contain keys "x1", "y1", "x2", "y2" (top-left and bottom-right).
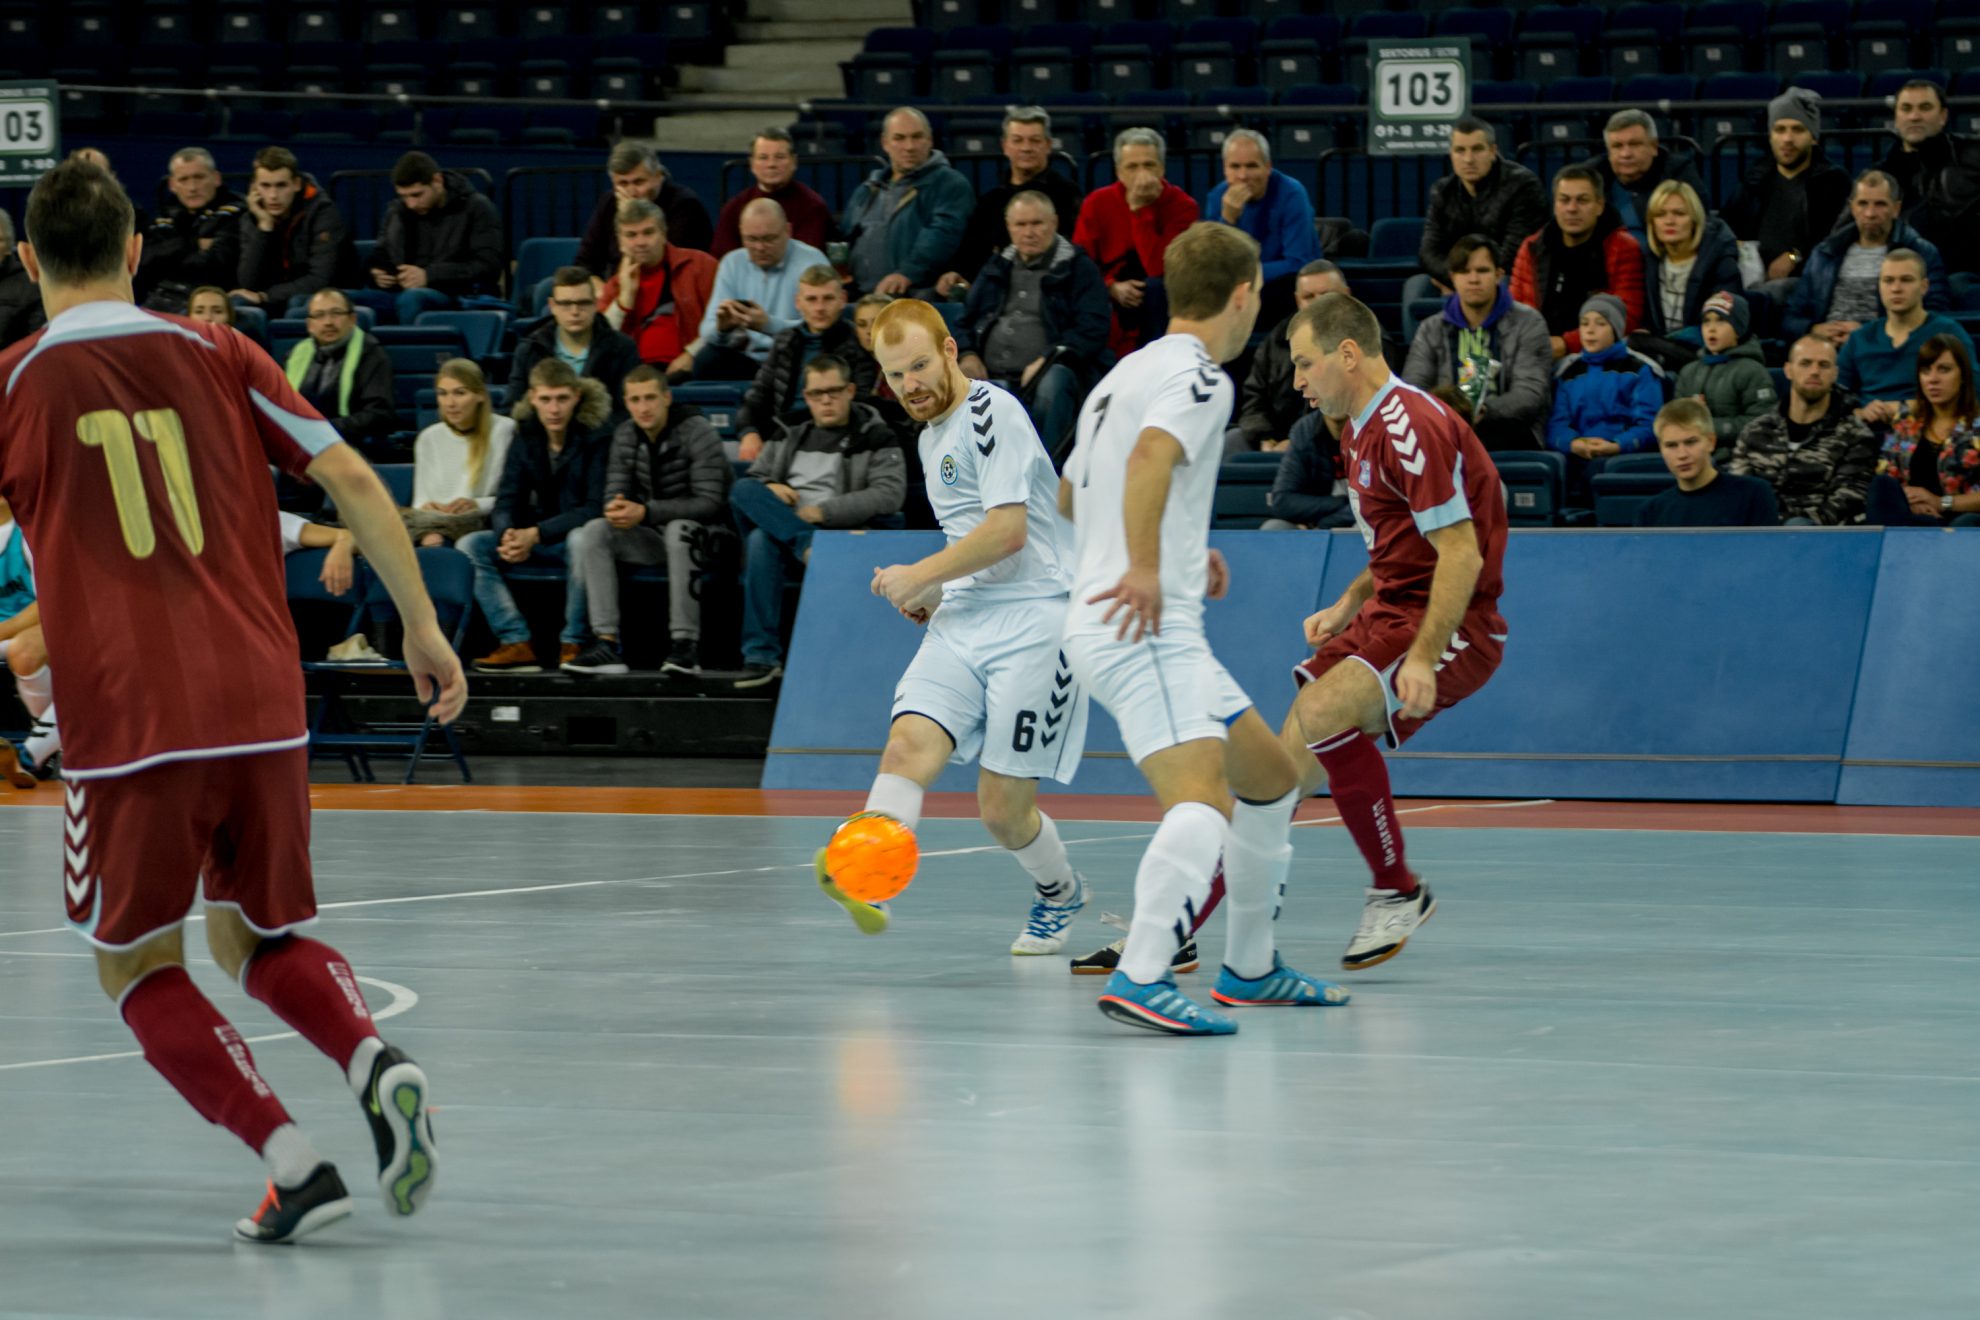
[
  {"x1": 1065, "y1": 625, "x2": 1253, "y2": 766},
  {"x1": 891, "y1": 596, "x2": 1089, "y2": 783}
]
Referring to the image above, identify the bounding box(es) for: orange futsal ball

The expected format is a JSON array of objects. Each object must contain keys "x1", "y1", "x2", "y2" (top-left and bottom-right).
[{"x1": 826, "y1": 812, "x2": 920, "y2": 903}]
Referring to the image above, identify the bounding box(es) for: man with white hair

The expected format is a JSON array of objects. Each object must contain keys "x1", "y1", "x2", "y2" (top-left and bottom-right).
[
  {"x1": 842, "y1": 106, "x2": 976, "y2": 296},
  {"x1": 1203, "y1": 128, "x2": 1320, "y2": 323},
  {"x1": 1072, "y1": 127, "x2": 1200, "y2": 355},
  {"x1": 135, "y1": 146, "x2": 245, "y2": 312},
  {"x1": 0, "y1": 208, "x2": 43, "y2": 348},
  {"x1": 692, "y1": 197, "x2": 828, "y2": 380}
]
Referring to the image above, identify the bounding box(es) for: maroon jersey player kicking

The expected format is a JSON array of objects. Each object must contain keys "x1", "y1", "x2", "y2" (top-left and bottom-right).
[
  {"x1": 0, "y1": 160, "x2": 468, "y2": 1243},
  {"x1": 1283, "y1": 292, "x2": 1509, "y2": 972}
]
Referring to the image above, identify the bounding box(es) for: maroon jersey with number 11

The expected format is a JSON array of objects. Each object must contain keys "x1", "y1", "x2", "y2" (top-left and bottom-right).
[{"x1": 0, "y1": 303, "x2": 342, "y2": 780}]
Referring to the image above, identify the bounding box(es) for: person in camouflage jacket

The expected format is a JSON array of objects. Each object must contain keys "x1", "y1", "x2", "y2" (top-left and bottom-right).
[{"x1": 1728, "y1": 337, "x2": 1880, "y2": 524}]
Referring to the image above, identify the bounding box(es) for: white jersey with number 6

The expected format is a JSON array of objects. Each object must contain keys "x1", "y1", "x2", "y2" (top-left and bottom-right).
[{"x1": 1063, "y1": 333, "x2": 1232, "y2": 636}]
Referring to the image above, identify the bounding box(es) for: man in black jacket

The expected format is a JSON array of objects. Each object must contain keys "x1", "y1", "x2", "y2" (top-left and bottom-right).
[
  {"x1": 282, "y1": 290, "x2": 396, "y2": 451},
  {"x1": 460, "y1": 360, "x2": 614, "y2": 673},
  {"x1": 1877, "y1": 78, "x2": 1980, "y2": 275},
  {"x1": 577, "y1": 142, "x2": 714, "y2": 279},
  {"x1": 565, "y1": 366, "x2": 732, "y2": 676},
  {"x1": 511, "y1": 266, "x2": 642, "y2": 426},
  {"x1": 1595, "y1": 110, "x2": 1710, "y2": 240},
  {"x1": 1723, "y1": 90, "x2": 1853, "y2": 303},
  {"x1": 136, "y1": 148, "x2": 244, "y2": 313},
  {"x1": 1228, "y1": 260, "x2": 1346, "y2": 455},
  {"x1": 952, "y1": 191, "x2": 1111, "y2": 458},
  {"x1": 0, "y1": 208, "x2": 43, "y2": 350},
  {"x1": 935, "y1": 106, "x2": 1085, "y2": 297},
  {"x1": 735, "y1": 266, "x2": 877, "y2": 460},
  {"x1": 232, "y1": 146, "x2": 357, "y2": 324},
  {"x1": 1262, "y1": 410, "x2": 1355, "y2": 531},
  {"x1": 732, "y1": 355, "x2": 906, "y2": 687},
  {"x1": 364, "y1": 152, "x2": 505, "y2": 325},
  {"x1": 1413, "y1": 117, "x2": 1548, "y2": 301}
]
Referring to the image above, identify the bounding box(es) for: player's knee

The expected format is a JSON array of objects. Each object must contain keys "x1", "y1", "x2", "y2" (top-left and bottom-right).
[
  {"x1": 977, "y1": 781, "x2": 1036, "y2": 847},
  {"x1": 879, "y1": 715, "x2": 949, "y2": 777},
  {"x1": 94, "y1": 934, "x2": 185, "y2": 1002},
  {"x1": 7, "y1": 632, "x2": 43, "y2": 675},
  {"x1": 203, "y1": 909, "x2": 264, "y2": 981}
]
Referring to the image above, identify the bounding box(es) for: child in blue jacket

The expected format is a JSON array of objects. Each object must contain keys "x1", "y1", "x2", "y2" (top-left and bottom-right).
[{"x1": 1548, "y1": 294, "x2": 1667, "y2": 460}]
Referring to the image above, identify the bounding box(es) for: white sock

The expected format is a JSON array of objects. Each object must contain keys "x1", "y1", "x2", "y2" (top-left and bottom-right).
[
  {"x1": 345, "y1": 1036, "x2": 386, "y2": 1100},
  {"x1": 1118, "y1": 801, "x2": 1228, "y2": 984},
  {"x1": 261, "y1": 1123, "x2": 325, "y2": 1190},
  {"x1": 1011, "y1": 811, "x2": 1077, "y2": 903},
  {"x1": 23, "y1": 700, "x2": 57, "y2": 765},
  {"x1": 14, "y1": 665, "x2": 51, "y2": 720},
  {"x1": 1223, "y1": 788, "x2": 1299, "y2": 979},
  {"x1": 864, "y1": 772, "x2": 924, "y2": 832}
]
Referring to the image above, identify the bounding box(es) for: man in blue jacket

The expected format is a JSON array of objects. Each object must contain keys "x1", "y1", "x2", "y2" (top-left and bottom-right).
[
  {"x1": 953, "y1": 191, "x2": 1112, "y2": 458},
  {"x1": 1783, "y1": 170, "x2": 1950, "y2": 343},
  {"x1": 1204, "y1": 129, "x2": 1320, "y2": 324},
  {"x1": 459, "y1": 360, "x2": 614, "y2": 673},
  {"x1": 843, "y1": 108, "x2": 976, "y2": 298}
]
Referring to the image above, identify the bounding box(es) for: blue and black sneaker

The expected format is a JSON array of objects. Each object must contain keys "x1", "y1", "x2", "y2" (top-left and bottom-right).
[
  {"x1": 234, "y1": 1162, "x2": 354, "y2": 1244},
  {"x1": 1097, "y1": 971, "x2": 1237, "y2": 1036},
  {"x1": 1210, "y1": 956, "x2": 1352, "y2": 1007},
  {"x1": 362, "y1": 1043, "x2": 437, "y2": 1217}
]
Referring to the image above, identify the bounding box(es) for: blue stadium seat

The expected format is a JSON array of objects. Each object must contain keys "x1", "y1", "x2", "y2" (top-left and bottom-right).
[
  {"x1": 366, "y1": 7, "x2": 420, "y2": 44},
  {"x1": 591, "y1": 2, "x2": 641, "y2": 38},
  {"x1": 592, "y1": 59, "x2": 656, "y2": 101},
  {"x1": 844, "y1": 27, "x2": 933, "y2": 101},
  {"x1": 1275, "y1": 84, "x2": 1359, "y2": 161},
  {"x1": 139, "y1": 7, "x2": 195, "y2": 46},
  {"x1": 1012, "y1": 23, "x2": 1096, "y2": 99},
  {"x1": 1850, "y1": 0, "x2": 1931, "y2": 76},
  {"x1": 1437, "y1": 8, "x2": 1515, "y2": 79},
  {"x1": 1074, "y1": 0, "x2": 1135, "y2": 23},
  {"x1": 1796, "y1": 71, "x2": 1864, "y2": 102},
  {"x1": 1519, "y1": 7, "x2": 1604, "y2": 82},
  {"x1": 1095, "y1": 21, "x2": 1178, "y2": 95},
  {"x1": 924, "y1": 0, "x2": 986, "y2": 31},
  {"x1": 1601, "y1": 3, "x2": 1681, "y2": 79},
  {"x1": 657, "y1": 3, "x2": 723, "y2": 61},
  {"x1": 1536, "y1": 77, "x2": 1614, "y2": 146},
  {"x1": 519, "y1": 61, "x2": 573, "y2": 99},
  {"x1": 1619, "y1": 74, "x2": 1697, "y2": 104},
  {"x1": 524, "y1": 107, "x2": 601, "y2": 148},
  {"x1": 671, "y1": 382, "x2": 745, "y2": 440},
  {"x1": 1492, "y1": 451, "x2": 1568, "y2": 526},
  {"x1": 1188, "y1": 87, "x2": 1271, "y2": 152},
  {"x1": 932, "y1": 24, "x2": 1013, "y2": 102},
  {"x1": 513, "y1": 238, "x2": 581, "y2": 317},
  {"x1": 1592, "y1": 471, "x2": 1677, "y2": 526},
  {"x1": 518, "y1": 4, "x2": 568, "y2": 39},
  {"x1": 215, "y1": 3, "x2": 269, "y2": 44},
  {"x1": 288, "y1": 7, "x2": 344, "y2": 45},
  {"x1": 1175, "y1": 18, "x2": 1261, "y2": 93},
  {"x1": 413, "y1": 310, "x2": 506, "y2": 362},
  {"x1": 1259, "y1": 16, "x2": 1343, "y2": 91},
  {"x1": 439, "y1": 6, "x2": 497, "y2": 43},
  {"x1": 1004, "y1": 0, "x2": 1058, "y2": 25},
  {"x1": 1344, "y1": 12, "x2": 1432, "y2": 89},
  {"x1": 1469, "y1": 79, "x2": 1538, "y2": 144},
  {"x1": 1868, "y1": 67, "x2": 1951, "y2": 99},
  {"x1": 1212, "y1": 460, "x2": 1277, "y2": 529},
  {"x1": 1937, "y1": 22, "x2": 1980, "y2": 72}
]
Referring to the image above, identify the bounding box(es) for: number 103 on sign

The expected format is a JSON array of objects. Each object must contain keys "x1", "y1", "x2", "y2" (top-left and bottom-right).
[{"x1": 1377, "y1": 61, "x2": 1464, "y2": 119}]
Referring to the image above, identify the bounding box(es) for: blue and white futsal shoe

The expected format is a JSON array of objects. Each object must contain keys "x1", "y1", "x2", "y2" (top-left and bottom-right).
[
  {"x1": 1010, "y1": 874, "x2": 1087, "y2": 955},
  {"x1": 1210, "y1": 956, "x2": 1352, "y2": 1007},
  {"x1": 1097, "y1": 971, "x2": 1237, "y2": 1036}
]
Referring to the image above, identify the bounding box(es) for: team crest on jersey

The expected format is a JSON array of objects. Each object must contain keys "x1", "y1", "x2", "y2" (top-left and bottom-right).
[
  {"x1": 1358, "y1": 459, "x2": 1371, "y2": 488},
  {"x1": 940, "y1": 454, "x2": 959, "y2": 485}
]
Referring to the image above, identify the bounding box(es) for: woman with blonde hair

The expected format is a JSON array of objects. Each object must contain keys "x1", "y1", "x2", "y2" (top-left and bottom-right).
[
  {"x1": 406, "y1": 359, "x2": 516, "y2": 545},
  {"x1": 1640, "y1": 179, "x2": 1742, "y2": 340}
]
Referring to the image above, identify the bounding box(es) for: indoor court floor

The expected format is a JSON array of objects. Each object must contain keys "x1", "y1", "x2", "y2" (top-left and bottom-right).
[{"x1": 1, "y1": 785, "x2": 1976, "y2": 1320}]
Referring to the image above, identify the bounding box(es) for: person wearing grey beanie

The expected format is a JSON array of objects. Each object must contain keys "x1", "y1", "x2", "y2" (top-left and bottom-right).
[
  {"x1": 1723, "y1": 88, "x2": 1852, "y2": 291},
  {"x1": 1580, "y1": 293, "x2": 1629, "y2": 344}
]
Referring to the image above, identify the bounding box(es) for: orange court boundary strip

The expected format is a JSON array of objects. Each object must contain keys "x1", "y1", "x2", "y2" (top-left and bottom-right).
[{"x1": 7, "y1": 782, "x2": 1975, "y2": 836}]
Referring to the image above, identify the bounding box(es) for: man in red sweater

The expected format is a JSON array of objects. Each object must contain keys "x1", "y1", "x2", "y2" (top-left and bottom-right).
[
  {"x1": 711, "y1": 128, "x2": 834, "y2": 258},
  {"x1": 1072, "y1": 127, "x2": 1201, "y2": 356},
  {"x1": 598, "y1": 199, "x2": 716, "y2": 382},
  {"x1": 1509, "y1": 162, "x2": 1646, "y2": 359}
]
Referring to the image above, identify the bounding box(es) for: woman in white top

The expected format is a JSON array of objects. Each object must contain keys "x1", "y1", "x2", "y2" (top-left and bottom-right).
[{"x1": 407, "y1": 358, "x2": 516, "y2": 546}]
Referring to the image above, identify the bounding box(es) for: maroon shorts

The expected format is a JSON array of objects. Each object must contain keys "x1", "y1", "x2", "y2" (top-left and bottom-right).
[
  {"x1": 1293, "y1": 601, "x2": 1507, "y2": 747},
  {"x1": 63, "y1": 748, "x2": 317, "y2": 951}
]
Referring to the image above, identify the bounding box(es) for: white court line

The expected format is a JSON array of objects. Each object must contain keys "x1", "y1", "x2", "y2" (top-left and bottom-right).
[{"x1": 0, "y1": 976, "x2": 416, "y2": 1073}]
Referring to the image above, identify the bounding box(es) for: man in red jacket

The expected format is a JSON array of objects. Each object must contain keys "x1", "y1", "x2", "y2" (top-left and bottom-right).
[
  {"x1": 598, "y1": 199, "x2": 716, "y2": 383},
  {"x1": 1072, "y1": 128, "x2": 1200, "y2": 356},
  {"x1": 1509, "y1": 162, "x2": 1645, "y2": 359}
]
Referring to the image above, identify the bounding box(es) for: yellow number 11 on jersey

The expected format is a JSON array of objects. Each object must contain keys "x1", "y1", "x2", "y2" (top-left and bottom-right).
[{"x1": 76, "y1": 408, "x2": 206, "y2": 559}]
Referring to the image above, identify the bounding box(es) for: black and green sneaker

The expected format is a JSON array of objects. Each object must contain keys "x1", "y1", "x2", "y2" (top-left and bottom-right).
[
  {"x1": 1070, "y1": 934, "x2": 1200, "y2": 976},
  {"x1": 362, "y1": 1044, "x2": 438, "y2": 1217},
  {"x1": 234, "y1": 1162, "x2": 354, "y2": 1244}
]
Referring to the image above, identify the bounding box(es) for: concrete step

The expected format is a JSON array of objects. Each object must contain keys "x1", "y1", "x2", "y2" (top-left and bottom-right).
[
  {"x1": 720, "y1": 39, "x2": 863, "y2": 70},
  {"x1": 737, "y1": 19, "x2": 885, "y2": 42},
  {"x1": 676, "y1": 64, "x2": 844, "y2": 96},
  {"x1": 747, "y1": 0, "x2": 908, "y2": 20},
  {"x1": 645, "y1": 110, "x2": 792, "y2": 153}
]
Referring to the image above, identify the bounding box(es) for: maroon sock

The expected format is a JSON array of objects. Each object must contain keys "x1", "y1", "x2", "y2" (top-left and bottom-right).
[
  {"x1": 1189, "y1": 861, "x2": 1226, "y2": 935},
  {"x1": 120, "y1": 965, "x2": 293, "y2": 1154},
  {"x1": 1309, "y1": 729, "x2": 1417, "y2": 894},
  {"x1": 242, "y1": 936, "x2": 380, "y2": 1070}
]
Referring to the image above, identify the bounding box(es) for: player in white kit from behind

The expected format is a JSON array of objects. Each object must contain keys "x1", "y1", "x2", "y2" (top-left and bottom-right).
[
  {"x1": 1062, "y1": 223, "x2": 1348, "y2": 1035},
  {"x1": 815, "y1": 298, "x2": 1093, "y2": 954}
]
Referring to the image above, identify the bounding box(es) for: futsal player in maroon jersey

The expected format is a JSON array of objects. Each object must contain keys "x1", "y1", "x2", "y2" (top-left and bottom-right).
[
  {"x1": 1282, "y1": 292, "x2": 1510, "y2": 972},
  {"x1": 0, "y1": 160, "x2": 468, "y2": 1243}
]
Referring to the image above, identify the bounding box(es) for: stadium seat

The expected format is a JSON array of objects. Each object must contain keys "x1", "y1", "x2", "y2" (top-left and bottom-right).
[
  {"x1": 1212, "y1": 460, "x2": 1277, "y2": 529},
  {"x1": 1336, "y1": 217, "x2": 1424, "y2": 279},
  {"x1": 1492, "y1": 451, "x2": 1568, "y2": 526},
  {"x1": 932, "y1": 25, "x2": 1013, "y2": 101},
  {"x1": 518, "y1": 5, "x2": 569, "y2": 39},
  {"x1": 591, "y1": 2, "x2": 640, "y2": 37},
  {"x1": 1849, "y1": 0, "x2": 1932, "y2": 77},
  {"x1": 1188, "y1": 87, "x2": 1271, "y2": 153},
  {"x1": 288, "y1": 7, "x2": 343, "y2": 45},
  {"x1": 1535, "y1": 76, "x2": 1614, "y2": 146},
  {"x1": 439, "y1": 6, "x2": 497, "y2": 42},
  {"x1": 924, "y1": 0, "x2": 986, "y2": 31},
  {"x1": 1094, "y1": 21, "x2": 1178, "y2": 95},
  {"x1": 844, "y1": 27, "x2": 933, "y2": 101},
  {"x1": 1011, "y1": 24, "x2": 1096, "y2": 99},
  {"x1": 1004, "y1": 0, "x2": 1058, "y2": 25},
  {"x1": 1517, "y1": 6, "x2": 1603, "y2": 82},
  {"x1": 216, "y1": 4, "x2": 270, "y2": 44},
  {"x1": 1259, "y1": 16, "x2": 1343, "y2": 92},
  {"x1": 1344, "y1": 12, "x2": 1432, "y2": 89},
  {"x1": 1175, "y1": 18, "x2": 1261, "y2": 93},
  {"x1": 512, "y1": 237, "x2": 582, "y2": 317},
  {"x1": 1601, "y1": 4, "x2": 1681, "y2": 79},
  {"x1": 1275, "y1": 84, "x2": 1359, "y2": 161},
  {"x1": 1592, "y1": 470, "x2": 1677, "y2": 526},
  {"x1": 671, "y1": 382, "x2": 745, "y2": 441},
  {"x1": 413, "y1": 310, "x2": 506, "y2": 362}
]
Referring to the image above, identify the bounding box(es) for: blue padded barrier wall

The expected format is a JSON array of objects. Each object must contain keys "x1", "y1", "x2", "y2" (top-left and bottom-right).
[
  {"x1": 1838, "y1": 529, "x2": 1980, "y2": 806},
  {"x1": 765, "y1": 527, "x2": 1979, "y2": 806}
]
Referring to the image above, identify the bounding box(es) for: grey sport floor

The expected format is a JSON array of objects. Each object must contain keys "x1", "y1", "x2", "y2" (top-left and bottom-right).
[{"x1": 1, "y1": 804, "x2": 1975, "y2": 1320}]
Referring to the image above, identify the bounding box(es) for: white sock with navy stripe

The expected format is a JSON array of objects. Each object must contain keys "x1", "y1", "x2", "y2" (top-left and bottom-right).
[
  {"x1": 1223, "y1": 788, "x2": 1299, "y2": 980},
  {"x1": 1118, "y1": 801, "x2": 1228, "y2": 984},
  {"x1": 1010, "y1": 811, "x2": 1077, "y2": 903}
]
